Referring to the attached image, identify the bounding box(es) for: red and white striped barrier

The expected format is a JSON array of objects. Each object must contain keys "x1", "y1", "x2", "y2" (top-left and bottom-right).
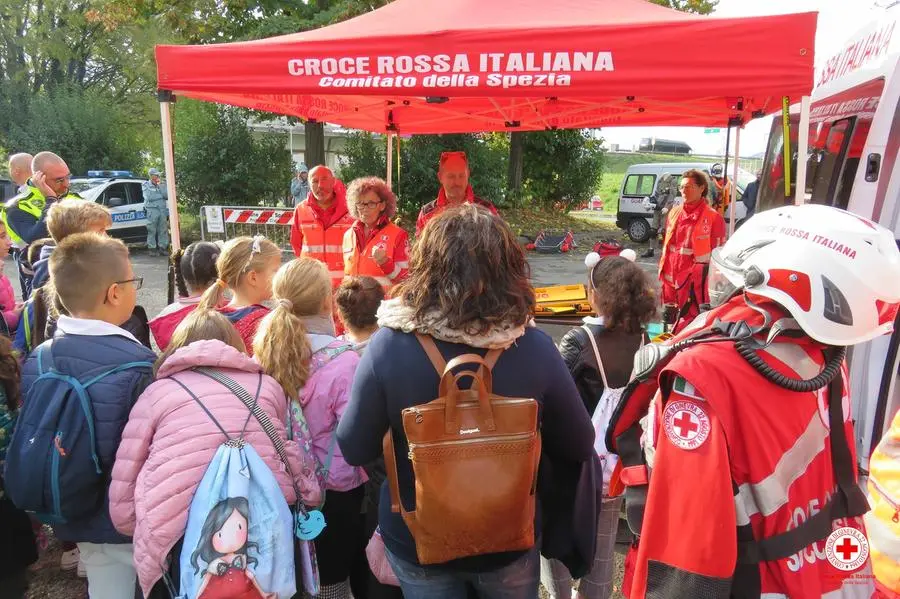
[{"x1": 223, "y1": 208, "x2": 294, "y2": 226}]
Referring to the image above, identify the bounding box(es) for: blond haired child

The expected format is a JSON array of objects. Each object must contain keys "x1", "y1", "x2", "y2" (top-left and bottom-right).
[
  {"x1": 197, "y1": 235, "x2": 280, "y2": 355},
  {"x1": 254, "y1": 258, "x2": 366, "y2": 599}
]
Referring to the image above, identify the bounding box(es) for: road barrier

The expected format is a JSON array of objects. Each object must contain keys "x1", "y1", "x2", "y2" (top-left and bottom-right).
[{"x1": 200, "y1": 205, "x2": 294, "y2": 252}]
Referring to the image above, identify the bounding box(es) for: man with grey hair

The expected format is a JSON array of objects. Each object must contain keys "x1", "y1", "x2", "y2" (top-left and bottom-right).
[
  {"x1": 289, "y1": 164, "x2": 353, "y2": 289},
  {"x1": 7, "y1": 153, "x2": 33, "y2": 192},
  {"x1": 142, "y1": 167, "x2": 169, "y2": 256},
  {"x1": 3, "y1": 151, "x2": 81, "y2": 296}
]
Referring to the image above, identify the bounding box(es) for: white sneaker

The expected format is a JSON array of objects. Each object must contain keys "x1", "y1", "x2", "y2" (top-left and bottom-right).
[
  {"x1": 60, "y1": 547, "x2": 80, "y2": 571},
  {"x1": 77, "y1": 558, "x2": 86, "y2": 578}
]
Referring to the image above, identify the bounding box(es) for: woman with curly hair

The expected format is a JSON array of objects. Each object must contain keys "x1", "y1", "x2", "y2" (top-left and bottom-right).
[
  {"x1": 543, "y1": 249, "x2": 657, "y2": 599},
  {"x1": 336, "y1": 204, "x2": 594, "y2": 599},
  {"x1": 342, "y1": 177, "x2": 409, "y2": 296}
]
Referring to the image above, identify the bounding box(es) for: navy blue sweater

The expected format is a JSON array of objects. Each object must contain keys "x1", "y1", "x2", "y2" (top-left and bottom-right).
[{"x1": 337, "y1": 326, "x2": 595, "y2": 570}]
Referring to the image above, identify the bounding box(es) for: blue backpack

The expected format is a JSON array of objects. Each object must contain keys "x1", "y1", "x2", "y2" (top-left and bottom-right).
[
  {"x1": 165, "y1": 368, "x2": 304, "y2": 599},
  {"x1": 3, "y1": 342, "x2": 153, "y2": 523}
]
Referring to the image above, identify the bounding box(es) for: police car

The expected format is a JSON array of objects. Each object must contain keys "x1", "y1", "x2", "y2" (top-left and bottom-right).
[{"x1": 68, "y1": 170, "x2": 149, "y2": 244}]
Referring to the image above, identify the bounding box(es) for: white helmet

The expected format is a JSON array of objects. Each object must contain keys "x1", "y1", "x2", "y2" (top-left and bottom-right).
[
  {"x1": 707, "y1": 204, "x2": 900, "y2": 346},
  {"x1": 710, "y1": 163, "x2": 725, "y2": 178}
]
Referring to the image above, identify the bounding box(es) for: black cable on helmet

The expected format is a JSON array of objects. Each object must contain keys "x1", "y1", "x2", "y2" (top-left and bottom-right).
[{"x1": 735, "y1": 339, "x2": 845, "y2": 392}]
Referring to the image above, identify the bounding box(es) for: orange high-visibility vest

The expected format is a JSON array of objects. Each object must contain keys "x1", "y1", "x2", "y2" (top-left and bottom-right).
[
  {"x1": 294, "y1": 202, "x2": 354, "y2": 288},
  {"x1": 714, "y1": 179, "x2": 734, "y2": 217},
  {"x1": 867, "y1": 409, "x2": 900, "y2": 598},
  {"x1": 343, "y1": 222, "x2": 409, "y2": 294},
  {"x1": 658, "y1": 202, "x2": 720, "y2": 281}
]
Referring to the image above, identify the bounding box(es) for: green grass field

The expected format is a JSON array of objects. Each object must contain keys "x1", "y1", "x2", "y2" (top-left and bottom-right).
[{"x1": 596, "y1": 152, "x2": 711, "y2": 214}]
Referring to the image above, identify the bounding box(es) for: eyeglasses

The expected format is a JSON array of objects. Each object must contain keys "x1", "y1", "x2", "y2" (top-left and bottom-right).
[
  {"x1": 357, "y1": 200, "x2": 384, "y2": 209},
  {"x1": 115, "y1": 277, "x2": 143, "y2": 291},
  {"x1": 52, "y1": 174, "x2": 72, "y2": 185}
]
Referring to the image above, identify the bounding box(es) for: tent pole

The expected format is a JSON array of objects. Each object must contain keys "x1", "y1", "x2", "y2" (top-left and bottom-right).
[
  {"x1": 729, "y1": 124, "x2": 741, "y2": 237},
  {"x1": 794, "y1": 95, "x2": 811, "y2": 205},
  {"x1": 723, "y1": 126, "x2": 731, "y2": 179},
  {"x1": 386, "y1": 133, "x2": 394, "y2": 188},
  {"x1": 160, "y1": 97, "x2": 181, "y2": 254}
]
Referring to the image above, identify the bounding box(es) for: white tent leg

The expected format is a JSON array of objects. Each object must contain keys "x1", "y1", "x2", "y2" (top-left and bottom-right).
[
  {"x1": 386, "y1": 133, "x2": 394, "y2": 188},
  {"x1": 794, "y1": 95, "x2": 811, "y2": 205},
  {"x1": 729, "y1": 125, "x2": 741, "y2": 237},
  {"x1": 160, "y1": 100, "x2": 182, "y2": 253}
]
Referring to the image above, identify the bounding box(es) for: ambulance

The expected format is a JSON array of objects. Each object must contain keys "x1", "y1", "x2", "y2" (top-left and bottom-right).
[{"x1": 756, "y1": 5, "x2": 900, "y2": 472}]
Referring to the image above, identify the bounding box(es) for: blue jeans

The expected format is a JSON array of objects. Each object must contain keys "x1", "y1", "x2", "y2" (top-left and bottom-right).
[{"x1": 385, "y1": 546, "x2": 540, "y2": 599}]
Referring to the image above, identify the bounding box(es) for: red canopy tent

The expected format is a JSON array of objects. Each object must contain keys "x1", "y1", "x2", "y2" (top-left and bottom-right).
[
  {"x1": 156, "y1": 0, "x2": 816, "y2": 133},
  {"x1": 154, "y1": 0, "x2": 817, "y2": 253}
]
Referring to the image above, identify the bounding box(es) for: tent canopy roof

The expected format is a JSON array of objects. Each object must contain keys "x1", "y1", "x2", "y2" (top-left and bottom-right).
[{"x1": 156, "y1": 0, "x2": 817, "y2": 133}]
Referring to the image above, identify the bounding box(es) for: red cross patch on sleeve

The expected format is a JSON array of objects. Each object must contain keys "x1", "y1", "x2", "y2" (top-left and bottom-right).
[{"x1": 663, "y1": 379, "x2": 712, "y2": 451}]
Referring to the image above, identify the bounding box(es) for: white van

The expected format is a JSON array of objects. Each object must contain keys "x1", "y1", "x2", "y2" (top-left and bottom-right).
[
  {"x1": 615, "y1": 162, "x2": 752, "y2": 242},
  {"x1": 756, "y1": 4, "x2": 900, "y2": 472}
]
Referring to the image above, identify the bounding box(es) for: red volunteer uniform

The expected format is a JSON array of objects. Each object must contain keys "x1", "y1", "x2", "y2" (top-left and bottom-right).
[
  {"x1": 415, "y1": 185, "x2": 498, "y2": 236},
  {"x1": 343, "y1": 216, "x2": 410, "y2": 295},
  {"x1": 659, "y1": 200, "x2": 726, "y2": 332},
  {"x1": 619, "y1": 300, "x2": 874, "y2": 599},
  {"x1": 290, "y1": 186, "x2": 354, "y2": 288}
]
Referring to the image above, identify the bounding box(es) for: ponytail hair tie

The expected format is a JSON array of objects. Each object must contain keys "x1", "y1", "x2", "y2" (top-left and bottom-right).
[
  {"x1": 277, "y1": 298, "x2": 294, "y2": 311},
  {"x1": 216, "y1": 279, "x2": 227, "y2": 290}
]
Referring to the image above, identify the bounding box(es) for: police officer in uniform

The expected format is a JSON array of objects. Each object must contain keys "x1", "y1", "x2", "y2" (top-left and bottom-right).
[
  {"x1": 3, "y1": 152, "x2": 80, "y2": 297},
  {"x1": 142, "y1": 168, "x2": 169, "y2": 256}
]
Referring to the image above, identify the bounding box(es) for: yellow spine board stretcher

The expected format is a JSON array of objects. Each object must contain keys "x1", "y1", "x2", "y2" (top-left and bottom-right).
[
  {"x1": 532, "y1": 284, "x2": 669, "y2": 343},
  {"x1": 533, "y1": 284, "x2": 594, "y2": 317}
]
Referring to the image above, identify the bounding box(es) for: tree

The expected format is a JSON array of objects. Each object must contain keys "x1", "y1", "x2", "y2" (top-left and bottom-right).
[
  {"x1": 507, "y1": 132, "x2": 525, "y2": 206},
  {"x1": 397, "y1": 134, "x2": 507, "y2": 218},
  {"x1": 6, "y1": 85, "x2": 144, "y2": 175},
  {"x1": 520, "y1": 130, "x2": 605, "y2": 211},
  {"x1": 648, "y1": 0, "x2": 717, "y2": 14},
  {"x1": 0, "y1": 0, "x2": 161, "y2": 147},
  {"x1": 338, "y1": 132, "x2": 386, "y2": 185},
  {"x1": 174, "y1": 100, "x2": 292, "y2": 209}
]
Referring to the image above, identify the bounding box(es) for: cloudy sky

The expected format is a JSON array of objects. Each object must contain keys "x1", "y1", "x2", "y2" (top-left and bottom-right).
[{"x1": 600, "y1": 0, "x2": 886, "y2": 156}]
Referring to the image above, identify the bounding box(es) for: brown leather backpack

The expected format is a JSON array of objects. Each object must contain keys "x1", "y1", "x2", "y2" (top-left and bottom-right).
[{"x1": 384, "y1": 334, "x2": 542, "y2": 565}]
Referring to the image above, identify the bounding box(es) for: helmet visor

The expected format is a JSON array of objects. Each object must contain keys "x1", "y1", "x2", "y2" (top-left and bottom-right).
[{"x1": 708, "y1": 248, "x2": 744, "y2": 307}]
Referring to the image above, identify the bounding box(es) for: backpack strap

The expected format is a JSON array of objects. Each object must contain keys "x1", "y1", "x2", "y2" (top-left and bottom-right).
[
  {"x1": 195, "y1": 368, "x2": 304, "y2": 502},
  {"x1": 581, "y1": 325, "x2": 610, "y2": 390},
  {"x1": 23, "y1": 302, "x2": 32, "y2": 352},
  {"x1": 166, "y1": 376, "x2": 233, "y2": 441},
  {"x1": 415, "y1": 333, "x2": 502, "y2": 375}
]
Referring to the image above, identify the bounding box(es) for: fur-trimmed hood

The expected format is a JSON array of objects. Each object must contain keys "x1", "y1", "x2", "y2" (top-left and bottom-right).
[{"x1": 376, "y1": 297, "x2": 532, "y2": 349}]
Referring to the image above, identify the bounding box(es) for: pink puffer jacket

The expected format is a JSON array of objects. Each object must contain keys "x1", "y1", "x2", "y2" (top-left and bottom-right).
[{"x1": 109, "y1": 339, "x2": 322, "y2": 597}]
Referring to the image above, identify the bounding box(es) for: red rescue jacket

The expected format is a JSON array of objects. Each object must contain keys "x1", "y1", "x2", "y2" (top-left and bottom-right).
[{"x1": 610, "y1": 298, "x2": 874, "y2": 599}]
